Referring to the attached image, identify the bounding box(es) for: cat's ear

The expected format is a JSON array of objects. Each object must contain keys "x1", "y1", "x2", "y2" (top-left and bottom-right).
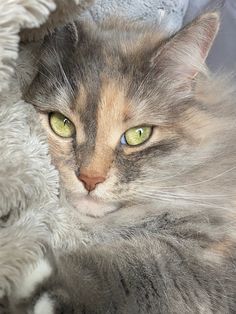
[{"x1": 152, "y1": 12, "x2": 220, "y2": 83}]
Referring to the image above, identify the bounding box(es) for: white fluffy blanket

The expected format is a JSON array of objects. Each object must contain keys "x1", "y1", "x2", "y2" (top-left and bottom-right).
[{"x1": 0, "y1": 0, "x2": 93, "y2": 299}]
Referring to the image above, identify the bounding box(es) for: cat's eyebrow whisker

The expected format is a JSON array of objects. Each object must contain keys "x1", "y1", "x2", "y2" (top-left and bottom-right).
[
  {"x1": 30, "y1": 48, "x2": 76, "y2": 104},
  {"x1": 52, "y1": 48, "x2": 76, "y2": 100},
  {"x1": 26, "y1": 59, "x2": 75, "y2": 113},
  {"x1": 30, "y1": 62, "x2": 67, "y2": 95},
  {"x1": 18, "y1": 59, "x2": 55, "y2": 83},
  {"x1": 132, "y1": 69, "x2": 152, "y2": 100}
]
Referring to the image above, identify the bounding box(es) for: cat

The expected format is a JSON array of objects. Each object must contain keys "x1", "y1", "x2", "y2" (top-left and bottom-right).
[{"x1": 10, "y1": 11, "x2": 236, "y2": 313}]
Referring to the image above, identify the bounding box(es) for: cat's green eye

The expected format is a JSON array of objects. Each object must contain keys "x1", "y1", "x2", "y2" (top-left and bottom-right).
[
  {"x1": 49, "y1": 112, "x2": 75, "y2": 138},
  {"x1": 122, "y1": 126, "x2": 152, "y2": 146}
]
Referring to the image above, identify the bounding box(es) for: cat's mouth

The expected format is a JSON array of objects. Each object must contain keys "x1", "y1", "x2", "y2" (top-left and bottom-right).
[{"x1": 73, "y1": 195, "x2": 121, "y2": 217}]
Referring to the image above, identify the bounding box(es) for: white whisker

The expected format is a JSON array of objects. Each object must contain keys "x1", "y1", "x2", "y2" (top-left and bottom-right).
[{"x1": 129, "y1": 189, "x2": 235, "y2": 212}]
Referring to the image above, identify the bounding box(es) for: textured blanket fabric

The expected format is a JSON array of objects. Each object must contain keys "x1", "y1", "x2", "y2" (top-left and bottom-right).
[
  {"x1": 0, "y1": 0, "x2": 92, "y2": 298},
  {"x1": 0, "y1": 0, "x2": 55, "y2": 92},
  {"x1": 85, "y1": 0, "x2": 189, "y2": 33}
]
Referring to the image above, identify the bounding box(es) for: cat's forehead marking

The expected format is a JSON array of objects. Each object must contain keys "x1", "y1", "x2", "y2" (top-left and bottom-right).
[
  {"x1": 104, "y1": 78, "x2": 133, "y2": 124},
  {"x1": 96, "y1": 78, "x2": 132, "y2": 145},
  {"x1": 78, "y1": 79, "x2": 133, "y2": 177}
]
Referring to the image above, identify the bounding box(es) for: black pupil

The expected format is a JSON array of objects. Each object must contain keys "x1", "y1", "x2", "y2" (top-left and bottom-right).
[{"x1": 138, "y1": 129, "x2": 143, "y2": 137}]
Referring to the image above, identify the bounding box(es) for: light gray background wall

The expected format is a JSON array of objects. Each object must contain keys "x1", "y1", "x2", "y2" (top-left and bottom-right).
[{"x1": 185, "y1": 0, "x2": 236, "y2": 72}]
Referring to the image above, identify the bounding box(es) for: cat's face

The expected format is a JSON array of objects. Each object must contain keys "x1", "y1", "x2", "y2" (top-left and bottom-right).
[{"x1": 26, "y1": 14, "x2": 221, "y2": 217}]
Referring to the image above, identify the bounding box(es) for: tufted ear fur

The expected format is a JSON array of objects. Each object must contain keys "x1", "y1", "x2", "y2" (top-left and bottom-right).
[{"x1": 151, "y1": 12, "x2": 220, "y2": 88}]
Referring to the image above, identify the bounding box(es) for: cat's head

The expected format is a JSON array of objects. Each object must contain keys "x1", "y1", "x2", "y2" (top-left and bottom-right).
[{"x1": 26, "y1": 13, "x2": 228, "y2": 217}]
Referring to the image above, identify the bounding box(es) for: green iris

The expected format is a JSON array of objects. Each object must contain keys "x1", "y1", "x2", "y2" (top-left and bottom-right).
[
  {"x1": 124, "y1": 126, "x2": 152, "y2": 146},
  {"x1": 49, "y1": 112, "x2": 75, "y2": 138}
]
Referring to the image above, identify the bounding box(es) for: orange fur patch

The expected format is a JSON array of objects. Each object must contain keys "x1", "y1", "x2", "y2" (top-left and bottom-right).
[
  {"x1": 80, "y1": 79, "x2": 131, "y2": 177},
  {"x1": 209, "y1": 238, "x2": 235, "y2": 257}
]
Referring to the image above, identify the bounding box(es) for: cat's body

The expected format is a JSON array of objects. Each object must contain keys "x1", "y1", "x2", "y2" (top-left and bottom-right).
[
  {"x1": 13, "y1": 208, "x2": 236, "y2": 313},
  {"x1": 8, "y1": 12, "x2": 236, "y2": 313}
]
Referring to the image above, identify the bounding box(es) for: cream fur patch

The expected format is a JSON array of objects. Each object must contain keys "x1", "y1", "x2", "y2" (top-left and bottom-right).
[
  {"x1": 34, "y1": 293, "x2": 55, "y2": 314},
  {"x1": 15, "y1": 258, "x2": 52, "y2": 299}
]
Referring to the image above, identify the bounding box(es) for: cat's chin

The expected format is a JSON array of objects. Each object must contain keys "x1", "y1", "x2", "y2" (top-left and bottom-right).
[{"x1": 72, "y1": 196, "x2": 121, "y2": 217}]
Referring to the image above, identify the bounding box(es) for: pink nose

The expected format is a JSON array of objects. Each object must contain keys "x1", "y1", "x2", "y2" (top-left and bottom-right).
[{"x1": 78, "y1": 173, "x2": 106, "y2": 192}]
